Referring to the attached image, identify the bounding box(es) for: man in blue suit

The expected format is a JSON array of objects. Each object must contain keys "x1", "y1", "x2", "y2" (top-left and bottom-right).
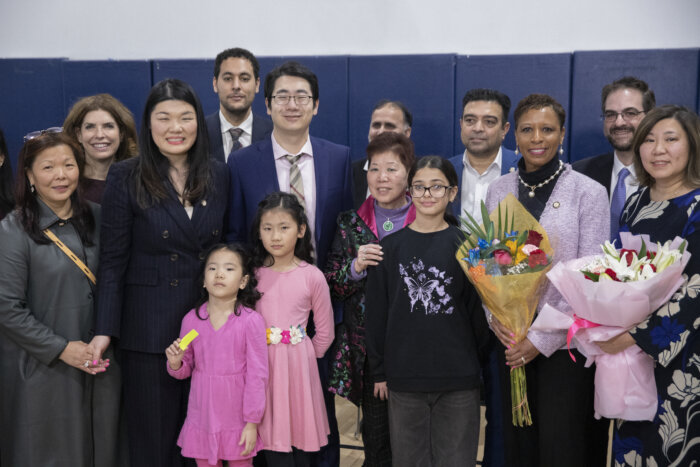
[
  {"x1": 448, "y1": 88, "x2": 517, "y2": 467},
  {"x1": 449, "y1": 88, "x2": 518, "y2": 221},
  {"x1": 226, "y1": 61, "x2": 352, "y2": 467},
  {"x1": 206, "y1": 47, "x2": 273, "y2": 162}
]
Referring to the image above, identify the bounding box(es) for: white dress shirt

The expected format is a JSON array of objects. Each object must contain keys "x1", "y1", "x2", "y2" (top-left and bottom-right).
[
  {"x1": 271, "y1": 134, "x2": 317, "y2": 245},
  {"x1": 461, "y1": 148, "x2": 503, "y2": 225},
  {"x1": 219, "y1": 110, "x2": 253, "y2": 161}
]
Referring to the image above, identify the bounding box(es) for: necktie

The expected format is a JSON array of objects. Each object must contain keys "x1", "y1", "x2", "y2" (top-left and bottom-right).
[
  {"x1": 610, "y1": 167, "x2": 630, "y2": 240},
  {"x1": 285, "y1": 154, "x2": 306, "y2": 209},
  {"x1": 228, "y1": 128, "x2": 244, "y2": 155}
]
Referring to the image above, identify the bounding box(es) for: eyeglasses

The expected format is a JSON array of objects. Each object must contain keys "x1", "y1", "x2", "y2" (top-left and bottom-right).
[
  {"x1": 271, "y1": 95, "x2": 313, "y2": 106},
  {"x1": 24, "y1": 127, "x2": 63, "y2": 142},
  {"x1": 410, "y1": 184, "x2": 453, "y2": 198},
  {"x1": 602, "y1": 109, "x2": 645, "y2": 122}
]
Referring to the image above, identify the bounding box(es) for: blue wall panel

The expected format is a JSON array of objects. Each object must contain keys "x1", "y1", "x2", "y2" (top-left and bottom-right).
[
  {"x1": 454, "y1": 54, "x2": 572, "y2": 160},
  {"x1": 347, "y1": 54, "x2": 456, "y2": 160},
  {"x1": 0, "y1": 59, "x2": 66, "y2": 171},
  {"x1": 62, "y1": 60, "x2": 152, "y2": 130},
  {"x1": 570, "y1": 48, "x2": 700, "y2": 162},
  {"x1": 256, "y1": 56, "x2": 349, "y2": 146},
  {"x1": 152, "y1": 59, "x2": 219, "y2": 115}
]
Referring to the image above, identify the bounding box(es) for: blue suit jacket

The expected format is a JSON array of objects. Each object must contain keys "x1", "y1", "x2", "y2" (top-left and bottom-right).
[
  {"x1": 225, "y1": 136, "x2": 353, "y2": 270},
  {"x1": 95, "y1": 157, "x2": 230, "y2": 353},
  {"x1": 205, "y1": 111, "x2": 273, "y2": 163},
  {"x1": 449, "y1": 147, "x2": 519, "y2": 218}
]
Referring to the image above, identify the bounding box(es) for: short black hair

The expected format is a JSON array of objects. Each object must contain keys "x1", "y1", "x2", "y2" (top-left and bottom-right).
[
  {"x1": 214, "y1": 47, "x2": 260, "y2": 80},
  {"x1": 264, "y1": 61, "x2": 319, "y2": 106},
  {"x1": 601, "y1": 76, "x2": 655, "y2": 113},
  {"x1": 461, "y1": 88, "x2": 511, "y2": 126},
  {"x1": 372, "y1": 99, "x2": 413, "y2": 128}
]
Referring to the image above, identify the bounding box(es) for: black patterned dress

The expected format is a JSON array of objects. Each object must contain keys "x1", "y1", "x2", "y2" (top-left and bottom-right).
[
  {"x1": 324, "y1": 196, "x2": 415, "y2": 467},
  {"x1": 613, "y1": 187, "x2": 700, "y2": 466}
]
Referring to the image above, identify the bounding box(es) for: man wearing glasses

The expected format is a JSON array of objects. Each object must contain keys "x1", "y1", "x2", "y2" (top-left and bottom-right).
[
  {"x1": 573, "y1": 77, "x2": 655, "y2": 238},
  {"x1": 225, "y1": 61, "x2": 352, "y2": 466}
]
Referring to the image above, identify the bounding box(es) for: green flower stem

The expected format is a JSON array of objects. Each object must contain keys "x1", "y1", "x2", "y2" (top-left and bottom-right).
[{"x1": 510, "y1": 366, "x2": 532, "y2": 426}]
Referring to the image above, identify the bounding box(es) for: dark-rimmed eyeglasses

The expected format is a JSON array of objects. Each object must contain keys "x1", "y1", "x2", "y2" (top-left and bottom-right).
[
  {"x1": 24, "y1": 127, "x2": 63, "y2": 142},
  {"x1": 602, "y1": 109, "x2": 645, "y2": 122},
  {"x1": 410, "y1": 184, "x2": 453, "y2": 198},
  {"x1": 271, "y1": 95, "x2": 313, "y2": 106}
]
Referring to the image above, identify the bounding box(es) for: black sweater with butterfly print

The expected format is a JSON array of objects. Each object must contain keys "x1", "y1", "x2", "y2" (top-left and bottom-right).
[{"x1": 365, "y1": 225, "x2": 490, "y2": 392}]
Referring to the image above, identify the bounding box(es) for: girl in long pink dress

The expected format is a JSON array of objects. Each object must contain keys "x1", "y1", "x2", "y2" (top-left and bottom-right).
[
  {"x1": 165, "y1": 243, "x2": 269, "y2": 467},
  {"x1": 250, "y1": 192, "x2": 334, "y2": 466}
]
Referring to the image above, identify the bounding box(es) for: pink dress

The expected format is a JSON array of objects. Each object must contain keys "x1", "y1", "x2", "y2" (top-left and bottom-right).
[
  {"x1": 256, "y1": 262, "x2": 335, "y2": 452},
  {"x1": 167, "y1": 304, "x2": 268, "y2": 464}
]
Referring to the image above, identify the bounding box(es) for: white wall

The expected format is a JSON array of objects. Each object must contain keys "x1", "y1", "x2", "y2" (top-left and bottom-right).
[{"x1": 1, "y1": 0, "x2": 699, "y2": 59}]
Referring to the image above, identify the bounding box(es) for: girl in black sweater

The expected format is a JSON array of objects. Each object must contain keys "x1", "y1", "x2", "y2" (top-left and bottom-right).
[{"x1": 366, "y1": 156, "x2": 489, "y2": 467}]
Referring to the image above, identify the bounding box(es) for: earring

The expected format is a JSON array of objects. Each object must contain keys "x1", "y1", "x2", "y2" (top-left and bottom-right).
[
  {"x1": 558, "y1": 145, "x2": 564, "y2": 155},
  {"x1": 30, "y1": 184, "x2": 35, "y2": 193},
  {"x1": 514, "y1": 147, "x2": 519, "y2": 156}
]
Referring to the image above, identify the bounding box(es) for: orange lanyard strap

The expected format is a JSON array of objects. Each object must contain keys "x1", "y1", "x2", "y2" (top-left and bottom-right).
[{"x1": 43, "y1": 228, "x2": 97, "y2": 285}]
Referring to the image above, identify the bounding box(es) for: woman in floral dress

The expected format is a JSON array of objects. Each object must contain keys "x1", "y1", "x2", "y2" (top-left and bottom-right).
[
  {"x1": 324, "y1": 132, "x2": 416, "y2": 466},
  {"x1": 599, "y1": 105, "x2": 700, "y2": 466}
]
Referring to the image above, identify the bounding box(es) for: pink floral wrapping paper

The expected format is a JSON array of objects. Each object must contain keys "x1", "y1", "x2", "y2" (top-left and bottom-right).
[{"x1": 531, "y1": 233, "x2": 691, "y2": 421}]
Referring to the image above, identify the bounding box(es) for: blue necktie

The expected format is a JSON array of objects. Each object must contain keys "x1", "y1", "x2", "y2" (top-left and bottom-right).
[{"x1": 610, "y1": 168, "x2": 630, "y2": 240}]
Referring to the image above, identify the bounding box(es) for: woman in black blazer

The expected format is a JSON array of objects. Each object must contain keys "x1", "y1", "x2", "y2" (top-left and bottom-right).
[{"x1": 90, "y1": 79, "x2": 229, "y2": 467}]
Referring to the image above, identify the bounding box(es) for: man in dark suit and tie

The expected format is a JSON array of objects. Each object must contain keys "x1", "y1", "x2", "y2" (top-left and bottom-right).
[
  {"x1": 449, "y1": 88, "x2": 518, "y2": 220},
  {"x1": 573, "y1": 77, "x2": 655, "y2": 238},
  {"x1": 206, "y1": 47, "x2": 273, "y2": 162},
  {"x1": 226, "y1": 61, "x2": 352, "y2": 467},
  {"x1": 352, "y1": 100, "x2": 412, "y2": 208}
]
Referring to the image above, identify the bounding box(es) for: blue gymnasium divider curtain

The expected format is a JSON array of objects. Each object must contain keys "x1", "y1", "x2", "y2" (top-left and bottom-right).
[{"x1": 1, "y1": 49, "x2": 698, "y2": 172}]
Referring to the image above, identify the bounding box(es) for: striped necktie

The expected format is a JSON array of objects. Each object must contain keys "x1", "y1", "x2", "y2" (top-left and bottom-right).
[{"x1": 285, "y1": 154, "x2": 306, "y2": 209}]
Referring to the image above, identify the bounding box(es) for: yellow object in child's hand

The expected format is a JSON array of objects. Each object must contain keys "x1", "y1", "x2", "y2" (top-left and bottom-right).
[{"x1": 179, "y1": 329, "x2": 199, "y2": 350}]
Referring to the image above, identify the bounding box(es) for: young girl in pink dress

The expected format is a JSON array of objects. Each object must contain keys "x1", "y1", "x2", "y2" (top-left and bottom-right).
[
  {"x1": 251, "y1": 192, "x2": 334, "y2": 466},
  {"x1": 165, "y1": 243, "x2": 269, "y2": 467}
]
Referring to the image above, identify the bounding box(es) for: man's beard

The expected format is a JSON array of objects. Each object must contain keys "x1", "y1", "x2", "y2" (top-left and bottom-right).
[{"x1": 606, "y1": 125, "x2": 635, "y2": 152}]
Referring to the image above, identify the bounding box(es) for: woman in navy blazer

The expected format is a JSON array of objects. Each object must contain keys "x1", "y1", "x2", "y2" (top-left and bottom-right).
[{"x1": 90, "y1": 79, "x2": 229, "y2": 467}]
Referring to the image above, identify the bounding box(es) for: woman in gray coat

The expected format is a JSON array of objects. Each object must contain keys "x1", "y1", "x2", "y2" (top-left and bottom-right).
[{"x1": 0, "y1": 131, "x2": 124, "y2": 466}]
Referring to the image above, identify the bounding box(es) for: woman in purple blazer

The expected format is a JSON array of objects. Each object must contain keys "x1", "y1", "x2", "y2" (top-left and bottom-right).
[
  {"x1": 89, "y1": 79, "x2": 229, "y2": 467},
  {"x1": 485, "y1": 94, "x2": 610, "y2": 467}
]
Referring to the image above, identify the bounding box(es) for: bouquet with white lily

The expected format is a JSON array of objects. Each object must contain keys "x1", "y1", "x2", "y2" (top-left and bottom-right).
[{"x1": 531, "y1": 233, "x2": 690, "y2": 420}]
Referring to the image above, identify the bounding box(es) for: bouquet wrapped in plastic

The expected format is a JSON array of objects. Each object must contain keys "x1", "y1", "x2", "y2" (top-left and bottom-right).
[
  {"x1": 456, "y1": 193, "x2": 554, "y2": 426},
  {"x1": 533, "y1": 232, "x2": 690, "y2": 420}
]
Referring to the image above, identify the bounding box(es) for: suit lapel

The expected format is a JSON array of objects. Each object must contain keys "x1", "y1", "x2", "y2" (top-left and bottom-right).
[
  {"x1": 311, "y1": 137, "x2": 327, "y2": 246},
  {"x1": 162, "y1": 184, "x2": 202, "y2": 249}
]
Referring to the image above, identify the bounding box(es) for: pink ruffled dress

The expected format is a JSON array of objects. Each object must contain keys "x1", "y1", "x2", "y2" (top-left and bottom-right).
[
  {"x1": 167, "y1": 304, "x2": 268, "y2": 464},
  {"x1": 256, "y1": 262, "x2": 335, "y2": 452}
]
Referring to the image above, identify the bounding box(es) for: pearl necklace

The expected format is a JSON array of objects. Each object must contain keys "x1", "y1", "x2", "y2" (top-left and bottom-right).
[{"x1": 518, "y1": 160, "x2": 564, "y2": 198}]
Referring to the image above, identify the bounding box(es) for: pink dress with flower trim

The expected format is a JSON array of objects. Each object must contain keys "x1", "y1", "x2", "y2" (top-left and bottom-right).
[
  {"x1": 256, "y1": 262, "x2": 335, "y2": 452},
  {"x1": 167, "y1": 304, "x2": 268, "y2": 464}
]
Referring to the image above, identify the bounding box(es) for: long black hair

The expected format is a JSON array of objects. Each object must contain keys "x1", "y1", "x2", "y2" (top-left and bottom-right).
[
  {"x1": 0, "y1": 127, "x2": 14, "y2": 216},
  {"x1": 15, "y1": 132, "x2": 95, "y2": 245},
  {"x1": 135, "y1": 78, "x2": 211, "y2": 208},
  {"x1": 250, "y1": 191, "x2": 314, "y2": 268},
  {"x1": 193, "y1": 243, "x2": 262, "y2": 319},
  {"x1": 408, "y1": 155, "x2": 459, "y2": 226}
]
